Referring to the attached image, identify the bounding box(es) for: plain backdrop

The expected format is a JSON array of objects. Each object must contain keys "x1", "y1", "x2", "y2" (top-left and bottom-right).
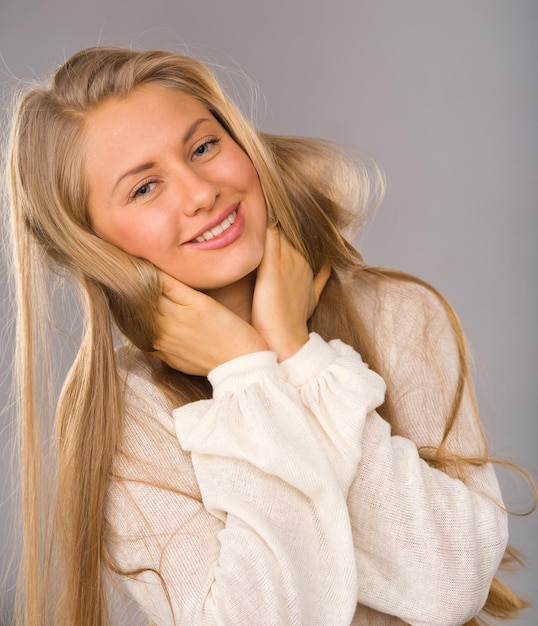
[{"x1": 1, "y1": 1, "x2": 536, "y2": 623}]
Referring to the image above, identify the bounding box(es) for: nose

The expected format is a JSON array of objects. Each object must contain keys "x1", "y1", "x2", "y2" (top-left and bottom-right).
[{"x1": 175, "y1": 166, "x2": 219, "y2": 217}]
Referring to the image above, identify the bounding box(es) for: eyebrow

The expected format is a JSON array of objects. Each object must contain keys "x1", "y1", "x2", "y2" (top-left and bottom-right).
[{"x1": 112, "y1": 117, "x2": 213, "y2": 195}]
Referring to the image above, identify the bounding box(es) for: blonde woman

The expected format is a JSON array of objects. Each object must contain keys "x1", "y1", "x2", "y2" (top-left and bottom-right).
[{"x1": 7, "y1": 46, "x2": 531, "y2": 625}]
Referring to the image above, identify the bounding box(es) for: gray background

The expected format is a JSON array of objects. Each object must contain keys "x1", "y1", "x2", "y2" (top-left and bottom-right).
[{"x1": 1, "y1": 0, "x2": 536, "y2": 623}]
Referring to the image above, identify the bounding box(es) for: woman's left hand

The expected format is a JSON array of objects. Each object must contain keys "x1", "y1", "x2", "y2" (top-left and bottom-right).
[{"x1": 251, "y1": 227, "x2": 331, "y2": 361}]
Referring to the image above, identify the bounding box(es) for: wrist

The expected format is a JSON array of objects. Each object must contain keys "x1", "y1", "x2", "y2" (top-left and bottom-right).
[
  {"x1": 273, "y1": 332, "x2": 310, "y2": 362},
  {"x1": 208, "y1": 349, "x2": 281, "y2": 395}
]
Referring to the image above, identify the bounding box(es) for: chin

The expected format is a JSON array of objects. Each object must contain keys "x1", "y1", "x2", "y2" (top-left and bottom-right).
[{"x1": 199, "y1": 267, "x2": 258, "y2": 294}]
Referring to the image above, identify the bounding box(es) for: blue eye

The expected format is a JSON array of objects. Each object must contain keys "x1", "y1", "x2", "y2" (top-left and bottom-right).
[
  {"x1": 136, "y1": 183, "x2": 151, "y2": 196},
  {"x1": 193, "y1": 137, "x2": 221, "y2": 158},
  {"x1": 131, "y1": 180, "x2": 157, "y2": 200},
  {"x1": 194, "y1": 143, "x2": 210, "y2": 156}
]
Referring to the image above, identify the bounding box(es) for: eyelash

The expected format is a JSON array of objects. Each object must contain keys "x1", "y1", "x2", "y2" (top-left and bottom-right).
[
  {"x1": 129, "y1": 137, "x2": 222, "y2": 201},
  {"x1": 130, "y1": 178, "x2": 158, "y2": 201},
  {"x1": 193, "y1": 136, "x2": 221, "y2": 157}
]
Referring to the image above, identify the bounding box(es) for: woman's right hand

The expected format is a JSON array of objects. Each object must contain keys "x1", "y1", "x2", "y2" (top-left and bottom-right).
[{"x1": 152, "y1": 274, "x2": 268, "y2": 376}]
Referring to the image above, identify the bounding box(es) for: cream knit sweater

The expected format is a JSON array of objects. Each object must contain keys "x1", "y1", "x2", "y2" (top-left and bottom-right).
[{"x1": 105, "y1": 276, "x2": 508, "y2": 625}]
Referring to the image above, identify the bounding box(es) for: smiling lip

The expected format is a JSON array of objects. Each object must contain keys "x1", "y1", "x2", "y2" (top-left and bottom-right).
[{"x1": 183, "y1": 204, "x2": 244, "y2": 250}]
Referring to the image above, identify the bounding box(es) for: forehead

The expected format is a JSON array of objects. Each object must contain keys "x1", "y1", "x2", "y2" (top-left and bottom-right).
[
  {"x1": 84, "y1": 83, "x2": 210, "y2": 133},
  {"x1": 82, "y1": 84, "x2": 215, "y2": 181},
  {"x1": 82, "y1": 84, "x2": 220, "y2": 207}
]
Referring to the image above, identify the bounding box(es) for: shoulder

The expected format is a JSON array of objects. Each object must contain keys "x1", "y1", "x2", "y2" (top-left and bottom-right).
[
  {"x1": 111, "y1": 342, "x2": 199, "y2": 492},
  {"x1": 115, "y1": 341, "x2": 178, "y2": 438},
  {"x1": 346, "y1": 269, "x2": 456, "y2": 346},
  {"x1": 349, "y1": 268, "x2": 447, "y2": 313},
  {"x1": 343, "y1": 268, "x2": 467, "y2": 408},
  {"x1": 115, "y1": 340, "x2": 154, "y2": 382}
]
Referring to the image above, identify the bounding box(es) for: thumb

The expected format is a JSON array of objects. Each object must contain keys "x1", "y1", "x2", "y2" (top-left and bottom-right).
[
  {"x1": 313, "y1": 261, "x2": 332, "y2": 303},
  {"x1": 260, "y1": 226, "x2": 281, "y2": 266}
]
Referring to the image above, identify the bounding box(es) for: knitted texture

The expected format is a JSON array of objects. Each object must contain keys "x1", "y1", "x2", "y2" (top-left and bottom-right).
[{"x1": 105, "y1": 278, "x2": 507, "y2": 625}]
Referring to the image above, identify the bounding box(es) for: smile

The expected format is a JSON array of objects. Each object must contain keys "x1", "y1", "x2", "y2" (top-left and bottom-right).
[
  {"x1": 193, "y1": 210, "x2": 237, "y2": 242},
  {"x1": 184, "y1": 206, "x2": 245, "y2": 250}
]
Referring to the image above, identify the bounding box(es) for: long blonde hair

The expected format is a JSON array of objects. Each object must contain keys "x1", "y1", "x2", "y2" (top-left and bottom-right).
[{"x1": 6, "y1": 46, "x2": 531, "y2": 625}]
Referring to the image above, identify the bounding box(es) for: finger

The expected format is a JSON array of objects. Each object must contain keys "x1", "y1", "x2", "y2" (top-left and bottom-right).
[
  {"x1": 262, "y1": 225, "x2": 281, "y2": 264},
  {"x1": 277, "y1": 231, "x2": 311, "y2": 270},
  {"x1": 313, "y1": 261, "x2": 332, "y2": 302},
  {"x1": 159, "y1": 271, "x2": 198, "y2": 304},
  {"x1": 155, "y1": 292, "x2": 183, "y2": 317}
]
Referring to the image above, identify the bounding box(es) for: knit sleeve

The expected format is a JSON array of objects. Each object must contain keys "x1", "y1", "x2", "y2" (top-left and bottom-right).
[
  {"x1": 341, "y1": 278, "x2": 508, "y2": 625},
  {"x1": 105, "y1": 345, "x2": 383, "y2": 626},
  {"x1": 279, "y1": 332, "x2": 386, "y2": 492}
]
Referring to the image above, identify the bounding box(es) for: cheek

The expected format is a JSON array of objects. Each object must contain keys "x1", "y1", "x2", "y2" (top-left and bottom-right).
[
  {"x1": 241, "y1": 161, "x2": 267, "y2": 226},
  {"x1": 228, "y1": 147, "x2": 263, "y2": 191},
  {"x1": 96, "y1": 212, "x2": 172, "y2": 260}
]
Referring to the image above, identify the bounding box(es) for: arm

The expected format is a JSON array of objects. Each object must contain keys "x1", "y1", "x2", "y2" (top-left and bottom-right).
[
  {"x1": 106, "y1": 342, "x2": 385, "y2": 625},
  {"x1": 284, "y1": 277, "x2": 507, "y2": 625},
  {"x1": 106, "y1": 231, "x2": 371, "y2": 624},
  {"x1": 349, "y1": 412, "x2": 506, "y2": 626}
]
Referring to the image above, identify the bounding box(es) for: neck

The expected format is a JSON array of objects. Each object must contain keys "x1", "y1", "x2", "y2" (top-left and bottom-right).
[{"x1": 204, "y1": 271, "x2": 256, "y2": 322}]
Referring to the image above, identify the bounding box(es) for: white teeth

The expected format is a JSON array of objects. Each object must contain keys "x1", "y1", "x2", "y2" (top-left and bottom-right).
[{"x1": 194, "y1": 210, "x2": 237, "y2": 242}]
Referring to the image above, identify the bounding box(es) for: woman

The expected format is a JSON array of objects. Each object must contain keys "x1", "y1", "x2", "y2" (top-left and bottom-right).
[{"x1": 7, "y1": 45, "x2": 530, "y2": 625}]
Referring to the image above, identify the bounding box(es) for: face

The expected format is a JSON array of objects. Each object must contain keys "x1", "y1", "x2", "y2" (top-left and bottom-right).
[{"x1": 83, "y1": 84, "x2": 267, "y2": 292}]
